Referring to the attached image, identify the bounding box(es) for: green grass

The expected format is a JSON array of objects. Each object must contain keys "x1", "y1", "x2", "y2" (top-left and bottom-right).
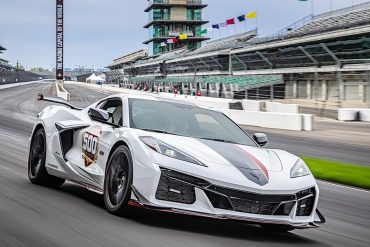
[{"x1": 301, "y1": 156, "x2": 370, "y2": 190}]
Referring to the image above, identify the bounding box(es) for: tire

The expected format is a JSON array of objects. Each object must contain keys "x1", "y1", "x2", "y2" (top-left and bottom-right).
[
  {"x1": 28, "y1": 128, "x2": 65, "y2": 187},
  {"x1": 260, "y1": 224, "x2": 295, "y2": 232},
  {"x1": 104, "y1": 145, "x2": 133, "y2": 216}
]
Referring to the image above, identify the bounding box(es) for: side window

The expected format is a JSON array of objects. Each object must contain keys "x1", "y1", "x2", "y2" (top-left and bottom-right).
[{"x1": 98, "y1": 99, "x2": 123, "y2": 126}]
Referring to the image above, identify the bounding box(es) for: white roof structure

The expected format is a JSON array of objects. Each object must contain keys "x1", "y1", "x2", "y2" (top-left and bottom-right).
[{"x1": 86, "y1": 73, "x2": 105, "y2": 84}]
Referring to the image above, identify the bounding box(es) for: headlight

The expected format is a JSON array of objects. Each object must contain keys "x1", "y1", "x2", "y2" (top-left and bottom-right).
[
  {"x1": 140, "y1": 136, "x2": 206, "y2": 167},
  {"x1": 290, "y1": 158, "x2": 311, "y2": 178}
]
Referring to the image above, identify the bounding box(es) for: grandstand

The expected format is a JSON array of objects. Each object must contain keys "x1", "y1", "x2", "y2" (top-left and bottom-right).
[
  {"x1": 0, "y1": 45, "x2": 41, "y2": 84},
  {"x1": 108, "y1": 2, "x2": 370, "y2": 108}
]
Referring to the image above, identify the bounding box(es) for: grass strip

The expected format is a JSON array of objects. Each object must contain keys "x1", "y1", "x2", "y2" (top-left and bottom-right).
[{"x1": 301, "y1": 156, "x2": 370, "y2": 190}]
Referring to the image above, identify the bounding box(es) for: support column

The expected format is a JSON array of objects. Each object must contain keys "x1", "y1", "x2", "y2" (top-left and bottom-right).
[
  {"x1": 293, "y1": 80, "x2": 298, "y2": 98},
  {"x1": 228, "y1": 54, "x2": 232, "y2": 75},
  {"x1": 340, "y1": 84, "x2": 345, "y2": 102},
  {"x1": 337, "y1": 70, "x2": 343, "y2": 107},
  {"x1": 359, "y1": 84, "x2": 365, "y2": 103},
  {"x1": 322, "y1": 80, "x2": 327, "y2": 101},
  {"x1": 307, "y1": 80, "x2": 312, "y2": 99}
]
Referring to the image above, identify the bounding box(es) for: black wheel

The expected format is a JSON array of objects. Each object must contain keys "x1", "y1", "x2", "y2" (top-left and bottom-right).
[
  {"x1": 260, "y1": 224, "x2": 295, "y2": 232},
  {"x1": 104, "y1": 145, "x2": 133, "y2": 216},
  {"x1": 28, "y1": 128, "x2": 65, "y2": 187}
]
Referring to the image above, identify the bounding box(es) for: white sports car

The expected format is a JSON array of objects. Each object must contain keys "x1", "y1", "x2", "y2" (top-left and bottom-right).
[{"x1": 28, "y1": 93, "x2": 325, "y2": 232}]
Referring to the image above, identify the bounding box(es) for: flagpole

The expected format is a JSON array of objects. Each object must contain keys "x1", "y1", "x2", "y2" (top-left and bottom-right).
[
  {"x1": 330, "y1": 0, "x2": 333, "y2": 12},
  {"x1": 311, "y1": 0, "x2": 314, "y2": 15},
  {"x1": 244, "y1": 19, "x2": 247, "y2": 32}
]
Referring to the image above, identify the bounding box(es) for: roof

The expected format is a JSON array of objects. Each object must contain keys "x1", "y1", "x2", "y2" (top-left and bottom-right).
[{"x1": 108, "y1": 50, "x2": 147, "y2": 68}]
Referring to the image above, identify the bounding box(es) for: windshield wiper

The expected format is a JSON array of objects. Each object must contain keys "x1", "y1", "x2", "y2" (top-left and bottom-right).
[
  {"x1": 199, "y1": 138, "x2": 239, "y2": 144},
  {"x1": 140, "y1": 129, "x2": 175, "y2": 135}
]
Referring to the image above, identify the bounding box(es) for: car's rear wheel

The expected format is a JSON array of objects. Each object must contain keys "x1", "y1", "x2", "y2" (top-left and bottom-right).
[
  {"x1": 104, "y1": 145, "x2": 133, "y2": 216},
  {"x1": 28, "y1": 128, "x2": 65, "y2": 187},
  {"x1": 260, "y1": 224, "x2": 295, "y2": 232}
]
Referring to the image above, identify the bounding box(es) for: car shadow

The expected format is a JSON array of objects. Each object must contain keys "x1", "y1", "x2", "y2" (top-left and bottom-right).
[{"x1": 59, "y1": 183, "x2": 322, "y2": 245}]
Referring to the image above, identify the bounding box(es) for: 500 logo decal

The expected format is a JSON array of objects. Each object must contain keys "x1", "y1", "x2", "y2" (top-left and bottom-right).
[{"x1": 82, "y1": 132, "x2": 99, "y2": 167}]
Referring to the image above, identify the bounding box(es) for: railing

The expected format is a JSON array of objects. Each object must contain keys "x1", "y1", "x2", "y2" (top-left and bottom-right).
[
  {"x1": 313, "y1": 1, "x2": 370, "y2": 20},
  {"x1": 148, "y1": 0, "x2": 203, "y2": 5}
]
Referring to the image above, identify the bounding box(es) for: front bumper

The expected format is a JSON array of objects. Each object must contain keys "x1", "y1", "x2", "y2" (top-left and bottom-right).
[{"x1": 131, "y1": 167, "x2": 324, "y2": 229}]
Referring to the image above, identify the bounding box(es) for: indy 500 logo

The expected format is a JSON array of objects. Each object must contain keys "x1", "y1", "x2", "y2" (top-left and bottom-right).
[{"x1": 82, "y1": 132, "x2": 99, "y2": 167}]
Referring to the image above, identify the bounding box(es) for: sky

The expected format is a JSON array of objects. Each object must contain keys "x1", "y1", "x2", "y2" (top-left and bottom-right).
[{"x1": 0, "y1": 0, "x2": 368, "y2": 69}]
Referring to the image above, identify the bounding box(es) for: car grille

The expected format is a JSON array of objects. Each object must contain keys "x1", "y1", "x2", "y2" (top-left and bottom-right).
[
  {"x1": 205, "y1": 185, "x2": 296, "y2": 216},
  {"x1": 296, "y1": 188, "x2": 316, "y2": 216},
  {"x1": 230, "y1": 198, "x2": 279, "y2": 215},
  {"x1": 155, "y1": 169, "x2": 209, "y2": 204},
  {"x1": 156, "y1": 168, "x2": 315, "y2": 216}
]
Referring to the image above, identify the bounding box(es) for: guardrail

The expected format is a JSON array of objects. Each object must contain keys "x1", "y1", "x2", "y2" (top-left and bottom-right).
[{"x1": 55, "y1": 81, "x2": 70, "y2": 101}]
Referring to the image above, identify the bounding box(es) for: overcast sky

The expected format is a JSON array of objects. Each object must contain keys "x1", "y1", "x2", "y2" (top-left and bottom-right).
[{"x1": 0, "y1": 0, "x2": 368, "y2": 69}]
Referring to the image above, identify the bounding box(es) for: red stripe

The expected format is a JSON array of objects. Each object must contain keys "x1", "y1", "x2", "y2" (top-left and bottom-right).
[{"x1": 234, "y1": 145, "x2": 269, "y2": 180}]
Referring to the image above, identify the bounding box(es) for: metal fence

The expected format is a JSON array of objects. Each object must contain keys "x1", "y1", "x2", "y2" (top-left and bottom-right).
[{"x1": 0, "y1": 70, "x2": 42, "y2": 85}]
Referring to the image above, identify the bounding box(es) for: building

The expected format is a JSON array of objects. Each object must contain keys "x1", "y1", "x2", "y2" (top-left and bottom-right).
[
  {"x1": 144, "y1": 0, "x2": 209, "y2": 56},
  {"x1": 108, "y1": 2, "x2": 370, "y2": 111}
]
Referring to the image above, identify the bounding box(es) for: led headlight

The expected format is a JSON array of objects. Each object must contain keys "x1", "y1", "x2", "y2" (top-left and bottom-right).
[
  {"x1": 290, "y1": 158, "x2": 311, "y2": 178},
  {"x1": 140, "y1": 136, "x2": 206, "y2": 167}
]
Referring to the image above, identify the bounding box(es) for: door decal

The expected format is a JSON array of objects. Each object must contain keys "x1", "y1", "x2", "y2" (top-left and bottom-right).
[{"x1": 82, "y1": 126, "x2": 102, "y2": 167}]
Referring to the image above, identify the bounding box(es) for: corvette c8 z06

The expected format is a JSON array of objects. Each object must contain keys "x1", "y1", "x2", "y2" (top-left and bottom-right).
[{"x1": 28, "y1": 93, "x2": 325, "y2": 232}]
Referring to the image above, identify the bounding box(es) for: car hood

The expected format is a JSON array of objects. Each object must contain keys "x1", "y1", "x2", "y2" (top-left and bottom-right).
[{"x1": 146, "y1": 133, "x2": 283, "y2": 186}]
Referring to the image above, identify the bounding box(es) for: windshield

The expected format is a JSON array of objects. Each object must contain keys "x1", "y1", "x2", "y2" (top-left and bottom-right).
[{"x1": 129, "y1": 99, "x2": 256, "y2": 146}]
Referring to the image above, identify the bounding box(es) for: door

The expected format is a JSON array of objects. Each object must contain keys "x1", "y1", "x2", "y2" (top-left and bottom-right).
[{"x1": 64, "y1": 98, "x2": 124, "y2": 188}]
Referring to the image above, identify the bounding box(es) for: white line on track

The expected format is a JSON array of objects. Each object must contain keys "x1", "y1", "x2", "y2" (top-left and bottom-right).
[{"x1": 318, "y1": 180, "x2": 369, "y2": 193}]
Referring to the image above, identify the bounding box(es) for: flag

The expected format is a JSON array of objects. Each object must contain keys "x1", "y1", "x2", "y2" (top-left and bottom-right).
[
  {"x1": 212, "y1": 24, "x2": 220, "y2": 29},
  {"x1": 237, "y1": 15, "x2": 245, "y2": 22},
  {"x1": 167, "y1": 39, "x2": 174, "y2": 44},
  {"x1": 160, "y1": 42, "x2": 167, "y2": 47},
  {"x1": 219, "y1": 22, "x2": 227, "y2": 28},
  {"x1": 200, "y1": 29, "x2": 208, "y2": 35},
  {"x1": 172, "y1": 37, "x2": 178, "y2": 43},
  {"x1": 179, "y1": 33, "x2": 188, "y2": 40},
  {"x1": 226, "y1": 18, "x2": 235, "y2": 25},
  {"x1": 246, "y1": 11, "x2": 257, "y2": 19}
]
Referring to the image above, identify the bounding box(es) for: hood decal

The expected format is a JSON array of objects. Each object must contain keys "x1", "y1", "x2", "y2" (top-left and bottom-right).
[{"x1": 198, "y1": 140, "x2": 269, "y2": 186}]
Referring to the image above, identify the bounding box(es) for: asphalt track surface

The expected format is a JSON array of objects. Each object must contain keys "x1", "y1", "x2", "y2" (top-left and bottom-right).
[{"x1": 0, "y1": 82, "x2": 369, "y2": 247}]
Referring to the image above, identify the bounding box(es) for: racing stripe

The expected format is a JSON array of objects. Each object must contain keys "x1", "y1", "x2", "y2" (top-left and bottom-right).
[
  {"x1": 198, "y1": 139, "x2": 269, "y2": 186},
  {"x1": 234, "y1": 145, "x2": 269, "y2": 180}
]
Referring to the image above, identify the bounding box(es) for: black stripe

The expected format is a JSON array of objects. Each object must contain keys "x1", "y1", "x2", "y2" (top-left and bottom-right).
[{"x1": 199, "y1": 139, "x2": 268, "y2": 186}]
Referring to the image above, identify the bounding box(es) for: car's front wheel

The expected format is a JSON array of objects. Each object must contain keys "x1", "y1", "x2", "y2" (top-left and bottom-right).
[
  {"x1": 28, "y1": 128, "x2": 65, "y2": 187},
  {"x1": 104, "y1": 145, "x2": 133, "y2": 216}
]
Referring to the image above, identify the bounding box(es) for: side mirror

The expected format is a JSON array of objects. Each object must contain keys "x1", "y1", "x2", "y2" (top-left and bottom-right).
[
  {"x1": 88, "y1": 108, "x2": 109, "y2": 123},
  {"x1": 253, "y1": 133, "x2": 268, "y2": 147}
]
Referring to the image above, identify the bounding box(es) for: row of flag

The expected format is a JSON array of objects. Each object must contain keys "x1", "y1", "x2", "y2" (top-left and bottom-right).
[
  {"x1": 201, "y1": 11, "x2": 257, "y2": 35},
  {"x1": 160, "y1": 34, "x2": 188, "y2": 47},
  {"x1": 159, "y1": 11, "x2": 257, "y2": 47}
]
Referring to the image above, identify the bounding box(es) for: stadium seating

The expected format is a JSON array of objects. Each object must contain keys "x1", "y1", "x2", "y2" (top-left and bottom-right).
[
  {"x1": 153, "y1": 75, "x2": 282, "y2": 89},
  {"x1": 186, "y1": 29, "x2": 257, "y2": 56},
  {"x1": 287, "y1": 3, "x2": 370, "y2": 37}
]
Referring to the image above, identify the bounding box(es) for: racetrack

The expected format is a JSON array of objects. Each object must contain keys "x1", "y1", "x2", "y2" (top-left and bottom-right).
[{"x1": 0, "y1": 82, "x2": 369, "y2": 247}]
